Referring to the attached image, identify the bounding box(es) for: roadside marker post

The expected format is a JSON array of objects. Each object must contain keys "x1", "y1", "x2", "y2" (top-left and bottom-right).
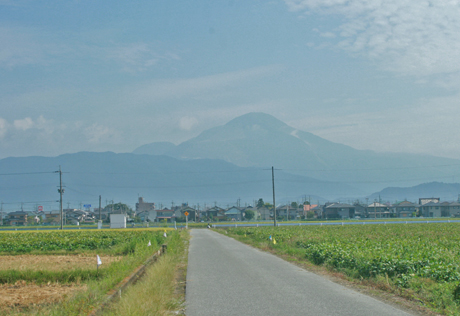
[{"x1": 97, "y1": 255, "x2": 102, "y2": 275}]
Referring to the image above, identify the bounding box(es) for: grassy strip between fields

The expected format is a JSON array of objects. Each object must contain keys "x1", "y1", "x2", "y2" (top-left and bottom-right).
[
  {"x1": 1, "y1": 229, "x2": 182, "y2": 316},
  {"x1": 101, "y1": 230, "x2": 188, "y2": 316},
  {"x1": 217, "y1": 226, "x2": 460, "y2": 316}
]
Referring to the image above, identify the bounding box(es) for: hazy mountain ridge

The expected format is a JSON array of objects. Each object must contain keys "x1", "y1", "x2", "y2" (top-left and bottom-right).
[
  {"x1": 133, "y1": 112, "x2": 460, "y2": 194},
  {"x1": 369, "y1": 182, "x2": 460, "y2": 202},
  {"x1": 0, "y1": 151, "x2": 357, "y2": 210}
]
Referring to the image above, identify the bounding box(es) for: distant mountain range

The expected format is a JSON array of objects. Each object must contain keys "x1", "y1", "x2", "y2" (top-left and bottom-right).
[
  {"x1": 0, "y1": 151, "x2": 356, "y2": 212},
  {"x1": 134, "y1": 112, "x2": 460, "y2": 194},
  {"x1": 2, "y1": 112, "x2": 460, "y2": 212},
  {"x1": 368, "y1": 182, "x2": 460, "y2": 203}
]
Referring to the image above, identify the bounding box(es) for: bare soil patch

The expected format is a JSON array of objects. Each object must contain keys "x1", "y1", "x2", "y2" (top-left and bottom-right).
[
  {"x1": 0, "y1": 280, "x2": 86, "y2": 310},
  {"x1": 0, "y1": 255, "x2": 121, "y2": 271}
]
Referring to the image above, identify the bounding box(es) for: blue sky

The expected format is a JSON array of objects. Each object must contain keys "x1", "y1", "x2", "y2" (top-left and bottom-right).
[{"x1": 1, "y1": 0, "x2": 460, "y2": 159}]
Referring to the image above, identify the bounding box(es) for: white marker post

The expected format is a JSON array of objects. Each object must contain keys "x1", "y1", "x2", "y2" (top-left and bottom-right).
[{"x1": 96, "y1": 255, "x2": 102, "y2": 275}]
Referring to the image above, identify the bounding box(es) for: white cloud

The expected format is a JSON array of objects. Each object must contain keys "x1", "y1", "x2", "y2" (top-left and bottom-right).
[
  {"x1": 0, "y1": 116, "x2": 124, "y2": 158},
  {"x1": 294, "y1": 91, "x2": 460, "y2": 159},
  {"x1": 179, "y1": 116, "x2": 199, "y2": 131},
  {"x1": 12, "y1": 115, "x2": 54, "y2": 132},
  {"x1": 284, "y1": 0, "x2": 460, "y2": 77},
  {"x1": 0, "y1": 26, "x2": 179, "y2": 73},
  {"x1": 84, "y1": 123, "x2": 118, "y2": 144},
  {"x1": 123, "y1": 65, "x2": 284, "y2": 104},
  {"x1": 13, "y1": 117, "x2": 34, "y2": 131},
  {"x1": 94, "y1": 42, "x2": 180, "y2": 73}
]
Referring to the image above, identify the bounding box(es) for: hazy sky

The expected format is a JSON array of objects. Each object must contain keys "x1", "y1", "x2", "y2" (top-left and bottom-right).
[{"x1": 2, "y1": 0, "x2": 460, "y2": 159}]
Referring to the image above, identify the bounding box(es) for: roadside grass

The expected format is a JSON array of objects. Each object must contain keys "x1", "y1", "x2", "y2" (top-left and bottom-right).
[
  {"x1": 0, "y1": 229, "x2": 179, "y2": 315},
  {"x1": 218, "y1": 225, "x2": 460, "y2": 316},
  {"x1": 102, "y1": 230, "x2": 188, "y2": 316}
]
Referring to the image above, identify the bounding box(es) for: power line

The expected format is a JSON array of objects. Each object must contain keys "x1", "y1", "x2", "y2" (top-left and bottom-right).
[
  {"x1": 283, "y1": 163, "x2": 460, "y2": 172},
  {"x1": 0, "y1": 171, "x2": 56, "y2": 176},
  {"x1": 1, "y1": 200, "x2": 58, "y2": 205},
  {"x1": 67, "y1": 179, "x2": 270, "y2": 189}
]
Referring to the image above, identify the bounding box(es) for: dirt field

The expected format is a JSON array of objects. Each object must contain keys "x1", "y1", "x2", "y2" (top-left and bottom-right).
[
  {"x1": 0, "y1": 254, "x2": 121, "y2": 310},
  {"x1": 0, "y1": 254, "x2": 121, "y2": 271},
  {"x1": 0, "y1": 280, "x2": 86, "y2": 310}
]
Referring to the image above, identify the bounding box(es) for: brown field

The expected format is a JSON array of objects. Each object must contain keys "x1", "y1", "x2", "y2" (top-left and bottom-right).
[
  {"x1": 0, "y1": 254, "x2": 121, "y2": 310},
  {"x1": 0, "y1": 254, "x2": 121, "y2": 271},
  {"x1": 0, "y1": 280, "x2": 86, "y2": 310}
]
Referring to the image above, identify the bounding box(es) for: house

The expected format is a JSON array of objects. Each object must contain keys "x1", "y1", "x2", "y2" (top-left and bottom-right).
[
  {"x1": 448, "y1": 202, "x2": 460, "y2": 217},
  {"x1": 276, "y1": 205, "x2": 302, "y2": 220},
  {"x1": 42, "y1": 211, "x2": 61, "y2": 225},
  {"x1": 203, "y1": 206, "x2": 226, "y2": 221},
  {"x1": 135, "y1": 197, "x2": 155, "y2": 215},
  {"x1": 257, "y1": 207, "x2": 272, "y2": 220},
  {"x1": 303, "y1": 204, "x2": 318, "y2": 218},
  {"x1": 6, "y1": 211, "x2": 28, "y2": 226},
  {"x1": 225, "y1": 207, "x2": 243, "y2": 221},
  {"x1": 366, "y1": 202, "x2": 390, "y2": 218},
  {"x1": 352, "y1": 203, "x2": 366, "y2": 218},
  {"x1": 241, "y1": 207, "x2": 259, "y2": 220},
  {"x1": 173, "y1": 204, "x2": 198, "y2": 222},
  {"x1": 323, "y1": 203, "x2": 354, "y2": 219},
  {"x1": 420, "y1": 201, "x2": 441, "y2": 217},
  {"x1": 64, "y1": 209, "x2": 91, "y2": 224},
  {"x1": 155, "y1": 208, "x2": 175, "y2": 222},
  {"x1": 392, "y1": 201, "x2": 418, "y2": 218}
]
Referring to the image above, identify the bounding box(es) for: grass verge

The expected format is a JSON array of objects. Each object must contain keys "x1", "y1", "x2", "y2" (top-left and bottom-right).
[{"x1": 101, "y1": 229, "x2": 189, "y2": 316}]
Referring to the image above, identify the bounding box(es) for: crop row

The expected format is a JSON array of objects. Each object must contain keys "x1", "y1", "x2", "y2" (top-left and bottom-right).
[
  {"x1": 0, "y1": 229, "x2": 166, "y2": 253},
  {"x1": 229, "y1": 223, "x2": 460, "y2": 284}
]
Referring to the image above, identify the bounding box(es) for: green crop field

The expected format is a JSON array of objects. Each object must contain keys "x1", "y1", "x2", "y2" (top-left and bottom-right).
[
  {"x1": 222, "y1": 223, "x2": 460, "y2": 315},
  {"x1": 0, "y1": 228, "x2": 178, "y2": 315},
  {"x1": 0, "y1": 229, "x2": 167, "y2": 254}
]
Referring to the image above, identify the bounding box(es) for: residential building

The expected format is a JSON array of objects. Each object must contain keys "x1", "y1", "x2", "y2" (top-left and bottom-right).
[
  {"x1": 366, "y1": 202, "x2": 390, "y2": 218},
  {"x1": 257, "y1": 207, "x2": 271, "y2": 220},
  {"x1": 392, "y1": 201, "x2": 418, "y2": 218},
  {"x1": 420, "y1": 201, "x2": 442, "y2": 217},
  {"x1": 225, "y1": 206, "x2": 243, "y2": 221},
  {"x1": 155, "y1": 208, "x2": 175, "y2": 222},
  {"x1": 6, "y1": 211, "x2": 28, "y2": 226},
  {"x1": 135, "y1": 197, "x2": 155, "y2": 215},
  {"x1": 203, "y1": 206, "x2": 226, "y2": 221},
  {"x1": 323, "y1": 203, "x2": 355, "y2": 219}
]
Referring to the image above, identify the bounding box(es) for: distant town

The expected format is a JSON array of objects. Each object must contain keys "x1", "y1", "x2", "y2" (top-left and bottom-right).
[{"x1": 3, "y1": 196, "x2": 460, "y2": 227}]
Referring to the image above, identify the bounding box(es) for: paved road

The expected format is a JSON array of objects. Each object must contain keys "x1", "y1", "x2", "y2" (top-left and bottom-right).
[{"x1": 186, "y1": 229, "x2": 416, "y2": 316}]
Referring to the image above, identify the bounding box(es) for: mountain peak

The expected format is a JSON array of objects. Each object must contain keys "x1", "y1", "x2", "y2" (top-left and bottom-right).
[{"x1": 224, "y1": 112, "x2": 290, "y2": 131}]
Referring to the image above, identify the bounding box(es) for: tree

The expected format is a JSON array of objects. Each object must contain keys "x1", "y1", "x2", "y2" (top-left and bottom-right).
[
  {"x1": 104, "y1": 202, "x2": 133, "y2": 215},
  {"x1": 244, "y1": 209, "x2": 255, "y2": 220},
  {"x1": 257, "y1": 198, "x2": 264, "y2": 209},
  {"x1": 291, "y1": 201, "x2": 298, "y2": 208}
]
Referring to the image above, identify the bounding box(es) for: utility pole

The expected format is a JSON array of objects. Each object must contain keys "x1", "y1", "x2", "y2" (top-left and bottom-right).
[
  {"x1": 0, "y1": 201, "x2": 3, "y2": 225},
  {"x1": 99, "y1": 195, "x2": 102, "y2": 221},
  {"x1": 272, "y1": 166, "x2": 276, "y2": 227},
  {"x1": 57, "y1": 166, "x2": 64, "y2": 230},
  {"x1": 374, "y1": 199, "x2": 377, "y2": 219}
]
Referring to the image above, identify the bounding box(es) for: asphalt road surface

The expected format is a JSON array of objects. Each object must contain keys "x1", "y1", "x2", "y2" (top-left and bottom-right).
[{"x1": 186, "y1": 229, "x2": 416, "y2": 316}]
